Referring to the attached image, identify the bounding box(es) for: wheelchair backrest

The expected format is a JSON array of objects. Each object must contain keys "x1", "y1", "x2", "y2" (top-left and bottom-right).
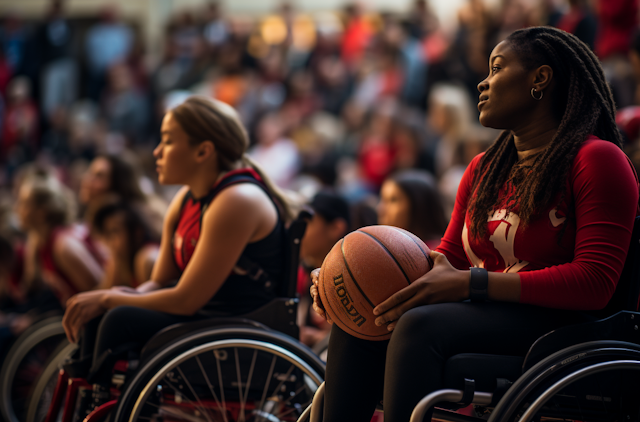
[
  {"x1": 278, "y1": 210, "x2": 311, "y2": 299},
  {"x1": 596, "y1": 215, "x2": 640, "y2": 317}
]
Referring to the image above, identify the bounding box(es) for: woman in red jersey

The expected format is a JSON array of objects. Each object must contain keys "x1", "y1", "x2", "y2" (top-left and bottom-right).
[{"x1": 311, "y1": 26, "x2": 640, "y2": 422}]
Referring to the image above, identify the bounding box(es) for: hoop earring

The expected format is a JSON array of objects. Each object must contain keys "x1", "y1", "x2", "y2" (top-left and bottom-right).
[{"x1": 531, "y1": 88, "x2": 543, "y2": 101}]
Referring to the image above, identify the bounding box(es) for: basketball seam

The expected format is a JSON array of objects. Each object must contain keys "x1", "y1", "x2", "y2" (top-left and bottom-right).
[
  {"x1": 340, "y1": 240, "x2": 376, "y2": 308},
  {"x1": 356, "y1": 230, "x2": 412, "y2": 286},
  {"x1": 395, "y1": 229, "x2": 434, "y2": 268}
]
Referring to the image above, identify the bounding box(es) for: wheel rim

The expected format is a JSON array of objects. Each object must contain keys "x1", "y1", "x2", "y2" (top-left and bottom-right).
[
  {"x1": 129, "y1": 339, "x2": 324, "y2": 422},
  {"x1": 0, "y1": 317, "x2": 65, "y2": 422}
]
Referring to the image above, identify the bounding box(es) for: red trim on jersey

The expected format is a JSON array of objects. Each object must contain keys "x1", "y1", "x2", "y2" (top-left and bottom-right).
[{"x1": 172, "y1": 168, "x2": 264, "y2": 271}]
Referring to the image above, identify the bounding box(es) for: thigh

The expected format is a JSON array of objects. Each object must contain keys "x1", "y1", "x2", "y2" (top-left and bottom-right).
[
  {"x1": 93, "y1": 306, "x2": 202, "y2": 358},
  {"x1": 382, "y1": 302, "x2": 590, "y2": 422}
]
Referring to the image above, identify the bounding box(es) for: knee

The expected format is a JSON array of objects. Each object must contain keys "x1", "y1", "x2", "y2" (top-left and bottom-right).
[
  {"x1": 391, "y1": 304, "x2": 457, "y2": 344},
  {"x1": 98, "y1": 306, "x2": 138, "y2": 335}
]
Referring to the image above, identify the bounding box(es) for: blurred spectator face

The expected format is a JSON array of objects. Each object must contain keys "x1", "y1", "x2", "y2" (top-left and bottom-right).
[
  {"x1": 109, "y1": 63, "x2": 133, "y2": 93},
  {"x1": 80, "y1": 157, "x2": 112, "y2": 205},
  {"x1": 153, "y1": 112, "x2": 199, "y2": 185},
  {"x1": 257, "y1": 114, "x2": 284, "y2": 146},
  {"x1": 15, "y1": 183, "x2": 41, "y2": 230},
  {"x1": 100, "y1": 210, "x2": 130, "y2": 258},
  {"x1": 377, "y1": 180, "x2": 411, "y2": 229},
  {"x1": 300, "y1": 214, "x2": 341, "y2": 266}
]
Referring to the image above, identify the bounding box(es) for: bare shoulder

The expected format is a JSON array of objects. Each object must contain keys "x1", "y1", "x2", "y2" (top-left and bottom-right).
[
  {"x1": 52, "y1": 230, "x2": 84, "y2": 258},
  {"x1": 213, "y1": 183, "x2": 274, "y2": 210}
]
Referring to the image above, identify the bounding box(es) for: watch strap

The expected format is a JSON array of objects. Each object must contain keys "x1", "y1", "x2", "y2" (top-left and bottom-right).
[{"x1": 469, "y1": 267, "x2": 488, "y2": 302}]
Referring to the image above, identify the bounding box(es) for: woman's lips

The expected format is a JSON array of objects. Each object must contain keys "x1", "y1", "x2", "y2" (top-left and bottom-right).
[{"x1": 478, "y1": 99, "x2": 488, "y2": 111}]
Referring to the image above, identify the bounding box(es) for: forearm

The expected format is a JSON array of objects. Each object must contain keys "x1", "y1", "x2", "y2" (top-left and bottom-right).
[
  {"x1": 100, "y1": 288, "x2": 198, "y2": 316},
  {"x1": 487, "y1": 271, "x2": 521, "y2": 302},
  {"x1": 136, "y1": 280, "x2": 165, "y2": 293}
]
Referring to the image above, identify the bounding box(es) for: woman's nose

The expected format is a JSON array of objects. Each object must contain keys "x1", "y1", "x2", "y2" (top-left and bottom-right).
[
  {"x1": 477, "y1": 79, "x2": 488, "y2": 93},
  {"x1": 153, "y1": 145, "x2": 161, "y2": 157}
]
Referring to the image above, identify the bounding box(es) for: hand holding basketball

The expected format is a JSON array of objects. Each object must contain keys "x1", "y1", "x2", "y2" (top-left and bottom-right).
[
  {"x1": 373, "y1": 250, "x2": 469, "y2": 331},
  {"x1": 310, "y1": 268, "x2": 333, "y2": 324}
]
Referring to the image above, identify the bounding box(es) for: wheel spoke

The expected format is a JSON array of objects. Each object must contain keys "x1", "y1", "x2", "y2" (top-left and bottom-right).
[
  {"x1": 234, "y1": 348, "x2": 245, "y2": 422},
  {"x1": 242, "y1": 350, "x2": 258, "y2": 415},
  {"x1": 215, "y1": 350, "x2": 227, "y2": 419},
  {"x1": 142, "y1": 401, "x2": 204, "y2": 422},
  {"x1": 258, "y1": 355, "x2": 278, "y2": 413},
  {"x1": 195, "y1": 355, "x2": 227, "y2": 422},
  {"x1": 276, "y1": 398, "x2": 312, "y2": 419},
  {"x1": 268, "y1": 364, "x2": 295, "y2": 400},
  {"x1": 176, "y1": 365, "x2": 213, "y2": 422}
]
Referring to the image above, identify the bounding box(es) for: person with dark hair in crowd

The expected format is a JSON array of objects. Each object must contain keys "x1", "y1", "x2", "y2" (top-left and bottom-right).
[
  {"x1": 298, "y1": 191, "x2": 351, "y2": 346},
  {"x1": 79, "y1": 153, "x2": 163, "y2": 237},
  {"x1": 310, "y1": 26, "x2": 639, "y2": 422},
  {"x1": 377, "y1": 169, "x2": 448, "y2": 249},
  {"x1": 92, "y1": 202, "x2": 160, "y2": 290},
  {"x1": 61, "y1": 96, "x2": 294, "y2": 417}
]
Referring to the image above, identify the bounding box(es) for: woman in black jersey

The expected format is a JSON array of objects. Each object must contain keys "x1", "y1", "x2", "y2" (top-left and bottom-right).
[{"x1": 61, "y1": 96, "x2": 293, "y2": 414}]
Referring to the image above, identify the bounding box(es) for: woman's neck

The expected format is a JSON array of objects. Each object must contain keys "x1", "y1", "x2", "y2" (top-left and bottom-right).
[
  {"x1": 512, "y1": 119, "x2": 558, "y2": 160},
  {"x1": 187, "y1": 161, "x2": 243, "y2": 199}
]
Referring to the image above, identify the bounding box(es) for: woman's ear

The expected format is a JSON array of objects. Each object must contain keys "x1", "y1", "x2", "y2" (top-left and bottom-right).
[
  {"x1": 533, "y1": 64, "x2": 554, "y2": 92},
  {"x1": 195, "y1": 140, "x2": 216, "y2": 163}
]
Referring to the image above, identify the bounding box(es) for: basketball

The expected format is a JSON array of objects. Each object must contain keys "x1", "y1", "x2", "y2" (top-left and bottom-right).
[{"x1": 318, "y1": 225, "x2": 433, "y2": 341}]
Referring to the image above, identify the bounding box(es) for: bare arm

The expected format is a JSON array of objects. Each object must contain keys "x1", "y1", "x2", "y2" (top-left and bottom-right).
[
  {"x1": 101, "y1": 184, "x2": 275, "y2": 315},
  {"x1": 63, "y1": 183, "x2": 277, "y2": 342},
  {"x1": 53, "y1": 234, "x2": 103, "y2": 293},
  {"x1": 134, "y1": 245, "x2": 159, "y2": 286}
]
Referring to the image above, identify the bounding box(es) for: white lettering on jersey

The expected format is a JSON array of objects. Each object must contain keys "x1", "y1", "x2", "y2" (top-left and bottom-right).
[
  {"x1": 463, "y1": 209, "x2": 530, "y2": 272},
  {"x1": 549, "y1": 208, "x2": 566, "y2": 227}
]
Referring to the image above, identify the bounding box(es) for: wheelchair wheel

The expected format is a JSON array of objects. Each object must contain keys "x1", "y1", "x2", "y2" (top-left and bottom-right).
[
  {"x1": 488, "y1": 340, "x2": 640, "y2": 422},
  {"x1": 26, "y1": 341, "x2": 77, "y2": 422},
  {"x1": 113, "y1": 327, "x2": 326, "y2": 422},
  {"x1": 0, "y1": 315, "x2": 66, "y2": 422}
]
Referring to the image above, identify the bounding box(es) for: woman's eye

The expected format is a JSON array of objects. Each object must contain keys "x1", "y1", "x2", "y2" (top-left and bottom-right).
[{"x1": 491, "y1": 66, "x2": 500, "y2": 73}]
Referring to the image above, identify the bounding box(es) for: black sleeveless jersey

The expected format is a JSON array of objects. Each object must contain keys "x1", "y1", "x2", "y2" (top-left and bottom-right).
[{"x1": 172, "y1": 168, "x2": 285, "y2": 316}]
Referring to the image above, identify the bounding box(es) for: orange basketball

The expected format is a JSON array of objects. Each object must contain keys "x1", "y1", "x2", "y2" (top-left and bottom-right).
[{"x1": 318, "y1": 225, "x2": 433, "y2": 341}]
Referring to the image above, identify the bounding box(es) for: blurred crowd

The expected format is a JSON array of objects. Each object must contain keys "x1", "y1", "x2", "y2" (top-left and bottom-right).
[{"x1": 1, "y1": 0, "x2": 640, "y2": 348}]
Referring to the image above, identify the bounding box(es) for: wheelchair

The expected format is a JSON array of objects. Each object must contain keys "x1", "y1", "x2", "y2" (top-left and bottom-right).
[
  {"x1": 0, "y1": 311, "x2": 70, "y2": 422},
  {"x1": 299, "y1": 216, "x2": 640, "y2": 422},
  {"x1": 27, "y1": 210, "x2": 326, "y2": 422}
]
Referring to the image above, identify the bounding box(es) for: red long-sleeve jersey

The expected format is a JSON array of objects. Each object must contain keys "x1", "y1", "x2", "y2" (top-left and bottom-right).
[{"x1": 436, "y1": 136, "x2": 639, "y2": 310}]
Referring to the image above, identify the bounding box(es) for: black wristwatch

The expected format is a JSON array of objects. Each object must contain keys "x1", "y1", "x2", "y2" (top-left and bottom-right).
[{"x1": 469, "y1": 267, "x2": 488, "y2": 302}]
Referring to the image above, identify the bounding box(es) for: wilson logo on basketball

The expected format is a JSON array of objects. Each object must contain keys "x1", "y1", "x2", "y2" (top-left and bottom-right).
[{"x1": 333, "y1": 274, "x2": 366, "y2": 327}]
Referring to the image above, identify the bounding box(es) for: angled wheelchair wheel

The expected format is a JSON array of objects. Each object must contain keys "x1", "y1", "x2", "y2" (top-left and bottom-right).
[
  {"x1": 113, "y1": 327, "x2": 326, "y2": 422},
  {"x1": 488, "y1": 340, "x2": 640, "y2": 422},
  {"x1": 26, "y1": 341, "x2": 77, "y2": 422},
  {"x1": 0, "y1": 315, "x2": 66, "y2": 422}
]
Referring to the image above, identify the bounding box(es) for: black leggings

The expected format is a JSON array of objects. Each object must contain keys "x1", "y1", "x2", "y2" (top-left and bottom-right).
[
  {"x1": 79, "y1": 306, "x2": 204, "y2": 384},
  {"x1": 323, "y1": 302, "x2": 591, "y2": 422}
]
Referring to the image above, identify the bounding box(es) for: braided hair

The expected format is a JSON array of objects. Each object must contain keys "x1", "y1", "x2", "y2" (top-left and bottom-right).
[{"x1": 467, "y1": 26, "x2": 624, "y2": 239}]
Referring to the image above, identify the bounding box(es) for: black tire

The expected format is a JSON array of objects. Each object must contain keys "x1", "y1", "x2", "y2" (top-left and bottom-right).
[
  {"x1": 488, "y1": 341, "x2": 640, "y2": 422},
  {"x1": 113, "y1": 327, "x2": 326, "y2": 422},
  {"x1": 26, "y1": 341, "x2": 77, "y2": 422},
  {"x1": 0, "y1": 316, "x2": 66, "y2": 422}
]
